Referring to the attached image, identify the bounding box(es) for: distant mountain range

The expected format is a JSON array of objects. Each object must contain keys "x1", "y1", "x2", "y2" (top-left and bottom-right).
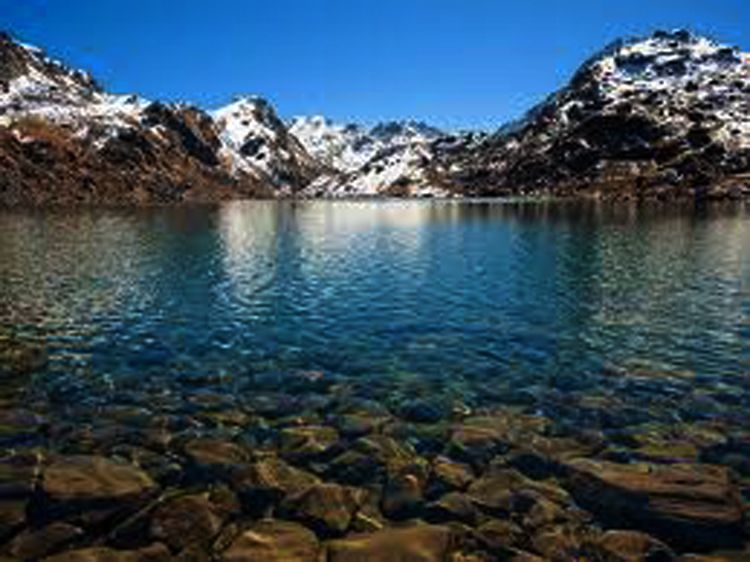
[{"x1": 1, "y1": 29, "x2": 749, "y2": 204}]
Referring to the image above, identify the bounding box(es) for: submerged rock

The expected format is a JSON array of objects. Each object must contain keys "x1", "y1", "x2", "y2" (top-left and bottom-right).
[
  {"x1": 281, "y1": 482, "x2": 366, "y2": 536},
  {"x1": 222, "y1": 520, "x2": 320, "y2": 562},
  {"x1": 425, "y1": 492, "x2": 480, "y2": 525},
  {"x1": 326, "y1": 435, "x2": 419, "y2": 485},
  {"x1": 0, "y1": 498, "x2": 27, "y2": 541},
  {"x1": 38, "y1": 455, "x2": 158, "y2": 528},
  {"x1": 563, "y1": 459, "x2": 745, "y2": 549},
  {"x1": 41, "y1": 543, "x2": 171, "y2": 562},
  {"x1": 381, "y1": 464, "x2": 428, "y2": 519},
  {"x1": 42, "y1": 456, "x2": 157, "y2": 503},
  {"x1": 279, "y1": 425, "x2": 340, "y2": 460},
  {"x1": 183, "y1": 438, "x2": 250, "y2": 478},
  {"x1": 231, "y1": 456, "x2": 319, "y2": 514},
  {"x1": 324, "y1": 524, "x2": 453, "y2": 562},
  {"x1": 149, "y1": 493, "x2": 224, "y2": 551},
  {"x1": 596, "y1": 530, "x2": 675, "y2": 562},
  {"x1": 8, "y1": 521, "x2": 84, "y2": 560},
  {"x1": 0, "y1": 452, "x2": 43, "y2": 498},
  {"x1": 428, "y1": 456, "x2": 475, "y2": 496},
  {"x1": 467, "y1": 469, "x2": 569, "y2": 515}
]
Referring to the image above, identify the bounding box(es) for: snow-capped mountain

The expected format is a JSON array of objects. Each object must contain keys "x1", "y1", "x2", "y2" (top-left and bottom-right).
[
  {"x1": 212, "y1": 97, "x2": 322, "y2": 194},
  {"x1": 290, "y1": 116, "x2": 446, "y2": 196},
  {"x1": 289, "y1": 116, "x2": 442, "y2": 171},
  {"x1": 1, "y1": 28, "x2": 749, "y2": 203},
  {"x1": 0, "y1": 33, "x2": 318, "y2": 203},
  {"x1": 440, "y1": 29, "x2": 750, "y2": 198}
]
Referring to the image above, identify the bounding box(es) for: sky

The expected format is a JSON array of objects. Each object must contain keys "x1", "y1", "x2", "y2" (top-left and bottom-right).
[{"x1": 3, "y1": 0, "x2": 750, "y2": 130}]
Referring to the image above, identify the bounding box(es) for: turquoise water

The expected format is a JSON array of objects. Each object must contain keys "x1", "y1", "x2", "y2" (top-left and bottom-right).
[{"x1": 0, "y1": 200, "x2": 749, "y2": 426}]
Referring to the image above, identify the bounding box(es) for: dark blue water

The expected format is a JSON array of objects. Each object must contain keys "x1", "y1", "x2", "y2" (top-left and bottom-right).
[{"x1": 1, "y1": 200, "x2": 749, "y2": 422}]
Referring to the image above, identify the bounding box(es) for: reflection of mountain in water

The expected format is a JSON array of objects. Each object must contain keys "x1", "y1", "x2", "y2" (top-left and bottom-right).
[{"x1": 0, "y1": 201, "x2": 747, "y2": 392}]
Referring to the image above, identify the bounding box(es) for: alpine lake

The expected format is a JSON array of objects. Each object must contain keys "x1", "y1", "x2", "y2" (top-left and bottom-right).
[{"x1": 0, "y1": 199, "x2": 749, "y2": 561}]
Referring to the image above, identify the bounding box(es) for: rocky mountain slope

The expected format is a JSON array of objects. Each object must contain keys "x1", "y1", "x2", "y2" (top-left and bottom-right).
[
  {"x1": 290, "y1": 116, "x2": 450, "y2": 197},
  {"x1": 1, "y1": 29, "x2": 749, "y2": 203},
  {"x1": 438, "y1": 30, "x2": 750, "y2": 199},
  {"x1": 0, "y1": 33, "x2": 320, "y2": 204}
]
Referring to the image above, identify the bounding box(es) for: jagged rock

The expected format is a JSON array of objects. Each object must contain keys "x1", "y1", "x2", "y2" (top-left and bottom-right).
[
  {"x1": 426, "y1": 492, "x2": 479, "y2": 525},
  {"x1": 326, "y1": 435, "x2": 418, "y2": 485},
  {"x1": 42, "y1": 456, "x2": 157, "y2": 503},
  {"x1": 381, "y1": 464, "x2": 429, "y2": 519},
  {"x1": 529, "y1": 524, "x2": 598, "y2": 562},
  {"x1": 278, "y1": 426, "x2": 340, "y2": 460},
  {"x1": 467, "y1": 469, "x2": 569, "y2": 515},
  {"x1": 596, "y1": 530, "x2": 675, "y2": 562},
  {"x1": 231, "y1": 457, "x2": 318, "y2": 514},
  {"x1": 449, "y1": 414, "x2": 548, "y2": 467},
  {"x1": 428, "y1": 456, "x2": 475, "y2": 495},
  {"x1": 281, "y1": 483, "x2": 366, "y2": 535},
  {"x1": 222, "y1": 520, "x2": 319, "y2": 562},
  {"x1": 475, "y1": 519, "x2": 524, "y2": 555},
  {"x1": 563, "y1": 459, "x2": 745, "y2": 549},
  {"x1": 183, "y1": 438, "x2": 250, "y2": 478},
  {"x1": 325, "y1": 525, "x2": 454, "y2": 562},
  {"x1": 150, "y1": 493, "x2": 223, "y2": 551}
]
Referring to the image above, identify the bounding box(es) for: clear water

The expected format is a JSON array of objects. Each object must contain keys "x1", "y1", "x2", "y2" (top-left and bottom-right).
[{"x1": 0, "y1": 200, "x2": 749, "y2": 428}]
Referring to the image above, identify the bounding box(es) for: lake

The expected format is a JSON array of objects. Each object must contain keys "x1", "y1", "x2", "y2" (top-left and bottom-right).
[{"x1": 0, "y1": 199, "x2": 749, "y2": 557}]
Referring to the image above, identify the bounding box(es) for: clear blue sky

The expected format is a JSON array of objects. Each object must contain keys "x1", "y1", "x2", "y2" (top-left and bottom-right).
[{"x1": 3, "y1": 0, "x2": 749, "y2": 130}]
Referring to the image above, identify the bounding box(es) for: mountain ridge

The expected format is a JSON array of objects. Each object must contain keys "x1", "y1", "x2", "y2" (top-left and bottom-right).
[{"x1": 1, "y1": 29, "x2": 749, "y2": 203}]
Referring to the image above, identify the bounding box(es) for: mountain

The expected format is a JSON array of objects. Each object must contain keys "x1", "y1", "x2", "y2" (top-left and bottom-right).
[
  {"x1": 0, "y1": 33, "x2": 318, "y2": 204},
  {"x1": 1, "y1": 29, "x2": 749, "y2": 203},
  {"x1": 438, "y1": 30, "x2": 750, "y2": 199},
  {"x1": 212, "y1": 97, "x2": 322, "y2": 194},
  {"x1": 290, "y1": 116, "x2": 450, "y2": 197}
]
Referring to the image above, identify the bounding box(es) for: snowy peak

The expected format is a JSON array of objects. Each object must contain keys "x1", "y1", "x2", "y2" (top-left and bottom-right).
[
  {"x1": 440, "y1": 29, "x2": 750, "y2": 198},
  {"x1": 212, "y1": 96, "x2": 287, "y2": 153},
  {"x1": 0, "y1": 31, "x2": 99, "y2": 102},
  {"x1": 369, "y1": 120, "x2": 442, "y2": 144},
  {"x1": 289, "y1": 115, "x2": 443, "y2": 174},
  {"x1": 585, "y1": 30, "x2": 742, "y2": 83},
  {"x1": 289, "y1": 115, "x2": 375, "y2": 172},
  {"x1": 212, "y1": 96, "x2": 322, "y2": 190}
]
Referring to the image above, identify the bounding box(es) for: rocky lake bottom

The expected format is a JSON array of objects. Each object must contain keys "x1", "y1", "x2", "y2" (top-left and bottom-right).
[{"x1": 0, "y1": 200, "x2": 749, "y2": 561}]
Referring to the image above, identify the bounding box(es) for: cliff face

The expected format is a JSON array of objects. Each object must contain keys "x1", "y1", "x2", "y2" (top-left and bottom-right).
[{"x1": 1, "y1": 30, "x2": 750, "y2": 203}]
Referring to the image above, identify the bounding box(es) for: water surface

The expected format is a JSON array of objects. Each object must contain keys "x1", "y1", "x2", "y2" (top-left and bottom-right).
[{"x1": 0, "y1": 200, "x2": 749, "y2": 428}]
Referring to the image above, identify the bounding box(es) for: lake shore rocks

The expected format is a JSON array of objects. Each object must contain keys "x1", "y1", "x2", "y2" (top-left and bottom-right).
[
  {"x1": 281, "y1": 483, "x2": 366, "y2": 536},
  {"x1": 41, "y1": 456, "x2": 157, "y2": 504},
  {"x1": 563, "y1": 459, "x2": 746, "y2": 550},
  {"x1": 324, "y1": 525, "x2": 453, "y2": 562},
  {"x1": 222, "y1": 520, "x2": 319, "y2": 562},
  {"x1": 0, "y1": 363, "x2": 748, "y2": 561}
]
